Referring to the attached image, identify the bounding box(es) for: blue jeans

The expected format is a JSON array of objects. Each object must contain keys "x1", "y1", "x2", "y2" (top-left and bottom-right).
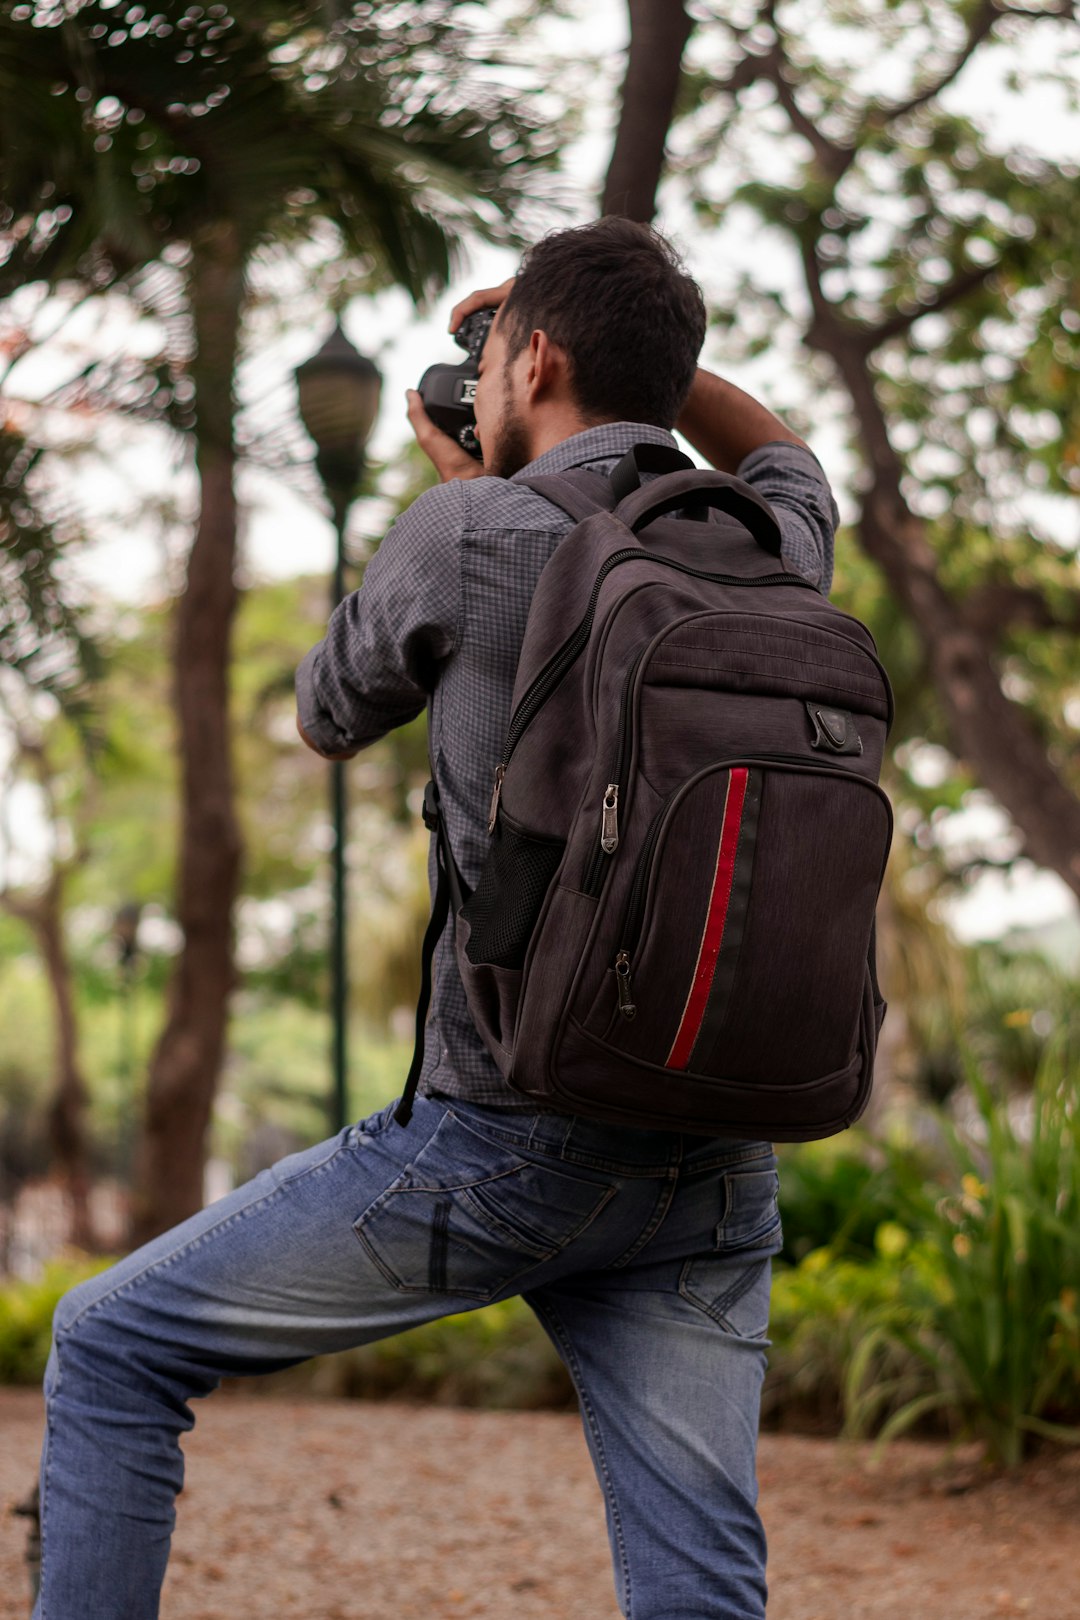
[{"x1": 35, "y1": 1094, "x2": 782, "y2": 1619}]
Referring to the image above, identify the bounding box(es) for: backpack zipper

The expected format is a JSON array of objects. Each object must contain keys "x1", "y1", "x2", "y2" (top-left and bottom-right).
[
  {"x1": 612, "y1": 754, "x2": 893, "y2": 1018},
  {"x1": 487, "y1": 553, "x2": 812, "y2": 831},
  {"x1": 581, "y1": 646, "x2": 645, "y2": 890}
]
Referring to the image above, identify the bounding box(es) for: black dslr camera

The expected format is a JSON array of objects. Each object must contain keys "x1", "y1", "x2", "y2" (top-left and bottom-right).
[{"x1": 416, "y1": 308, "x2": 495, "y2": 460}]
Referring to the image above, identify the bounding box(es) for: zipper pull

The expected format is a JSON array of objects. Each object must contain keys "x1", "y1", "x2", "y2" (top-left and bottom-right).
[
  {"x1": 601, "y1": 783, "x2": 620, "y2": 854},
  {"x1": 487, "y1": 764, "x2": 506, "y2": 834},
  {"x1": 615, "y1": 951, "x2": 636, "y2": 1020}
]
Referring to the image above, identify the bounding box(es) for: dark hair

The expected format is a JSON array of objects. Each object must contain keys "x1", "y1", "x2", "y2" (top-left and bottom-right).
[{"x1": 500, "y1": 218, "x2": 706, "y2": 429}]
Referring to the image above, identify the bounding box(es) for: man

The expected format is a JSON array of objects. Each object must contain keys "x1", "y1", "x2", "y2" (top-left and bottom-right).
[{"x1": 36, "y1": 220, "x2": 837, "y2": 1620}]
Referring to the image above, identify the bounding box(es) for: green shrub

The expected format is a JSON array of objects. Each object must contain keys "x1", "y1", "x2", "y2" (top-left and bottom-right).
[
  {"x1": 0, "y1": 1256, "x2": 113, "y2": 1385},
  {"x1": 246, "y1": 1296, "x2": 573, "y2": 1411},
  {"x1": 331, "y1": 1298, "x2": 574, "y2": 1409},
  {"x1": 764, "y1": 1231, "x2": 920, "y2": 1434},
  {"x1": 775, "y1": 1133, "x2": 932, "y2": 1265},
  {"x1": 845, "y1": 1047, "x2": 1080, "y2": 1465}
]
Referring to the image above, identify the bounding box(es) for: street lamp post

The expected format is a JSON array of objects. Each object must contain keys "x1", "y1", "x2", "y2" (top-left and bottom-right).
[{"x1": 295, "y1": 323, "x2": 381, "y2": 1133}]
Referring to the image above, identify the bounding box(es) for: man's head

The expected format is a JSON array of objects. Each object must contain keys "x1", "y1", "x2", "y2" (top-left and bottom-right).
[{"x1": 474, "y1": 218, "x2": 706, "y2": 479}]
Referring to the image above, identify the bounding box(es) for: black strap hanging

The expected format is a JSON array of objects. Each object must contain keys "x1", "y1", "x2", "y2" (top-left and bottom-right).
[{"x1": 395, "y1": 778, "x2": 466, "y2": 1127}]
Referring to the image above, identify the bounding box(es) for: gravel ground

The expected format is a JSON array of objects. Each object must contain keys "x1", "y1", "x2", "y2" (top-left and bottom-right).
[{"x1": 3, "y1": 1389, "x2": 1079, "y2": 1619}]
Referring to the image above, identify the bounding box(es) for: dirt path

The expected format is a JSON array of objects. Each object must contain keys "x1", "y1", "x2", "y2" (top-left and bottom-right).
[{"x1": 2, "y1": 1389, "x2": 1078, "y2": 1618}]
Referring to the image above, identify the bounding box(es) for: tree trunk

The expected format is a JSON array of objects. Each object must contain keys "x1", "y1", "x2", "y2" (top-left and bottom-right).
[
  {"x1": 602, "y1": 0, "x2": 694, "y2": 222},
  {"x1": 817, "y1": 321, "x2": 1080, "y2": 903},
  {"x1": 131, "y1": 222, "x2": 245, "y2": 1247},
  {"x1": 37, "y1": 878, "x2": 96, "y2": 1249},
  {"x1": 2, "y1": 881, "x2": 95, "y2": 1249}
]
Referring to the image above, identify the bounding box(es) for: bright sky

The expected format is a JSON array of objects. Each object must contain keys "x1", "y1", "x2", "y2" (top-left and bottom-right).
[{"x1": 3, "y1": 0, "x2": 1079, "y2": 945}]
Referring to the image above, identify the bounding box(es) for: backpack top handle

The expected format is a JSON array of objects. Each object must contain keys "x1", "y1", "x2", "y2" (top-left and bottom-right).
[
  {"x1": 616, "y1": 462, "x2": 784, "y2": 559},
  {"x1": 607, "y1": 442, "x2": 696, "y2": 502}
]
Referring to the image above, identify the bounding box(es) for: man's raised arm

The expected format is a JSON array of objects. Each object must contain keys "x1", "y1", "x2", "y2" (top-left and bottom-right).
[
  {"x1": 675, "y1": 367, "x2": 808, "y2": 472},
  {"x1": 295, "y1": 482, "x2": 464, "y2": 759},
  {"x1": 679, "y1": 367, "x2": 839, "y2": 596}
]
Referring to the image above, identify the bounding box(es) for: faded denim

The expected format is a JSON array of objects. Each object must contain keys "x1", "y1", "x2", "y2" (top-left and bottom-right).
[{"x1": 36, "y1": 1094, "x2": 782, "y2": 1620}]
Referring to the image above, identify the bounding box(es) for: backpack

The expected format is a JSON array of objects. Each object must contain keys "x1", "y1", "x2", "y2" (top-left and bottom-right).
[{"x1": 396, "y1": 444, "x2": 893, "y2": 1139}]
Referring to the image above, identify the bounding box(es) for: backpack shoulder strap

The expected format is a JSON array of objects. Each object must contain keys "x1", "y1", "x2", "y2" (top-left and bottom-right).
[
  {"x1": 517, "y1": 467, "x2": 614, "y2": 522},
  {"x1": 520, "y1": 444, "x2": 698, "y2": 522}
]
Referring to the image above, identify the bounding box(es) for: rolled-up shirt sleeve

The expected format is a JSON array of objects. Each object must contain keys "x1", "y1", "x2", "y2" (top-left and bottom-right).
[
  {"x1": 296, "y1": 480, "x2": 464, "y2": 755},
  {"x1": 736, "y1": 440, "x2": 839, "y2": 595}
]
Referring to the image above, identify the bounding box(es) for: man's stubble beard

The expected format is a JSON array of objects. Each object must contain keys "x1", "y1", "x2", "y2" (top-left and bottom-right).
[{"x1": 482, "y1": 370, "x2": 531, "y2": 480}]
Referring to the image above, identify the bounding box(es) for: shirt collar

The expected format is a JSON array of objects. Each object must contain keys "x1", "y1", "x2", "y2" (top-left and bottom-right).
[{"x1": 510, "y1": 422, "x2": 678, "y2": 481}]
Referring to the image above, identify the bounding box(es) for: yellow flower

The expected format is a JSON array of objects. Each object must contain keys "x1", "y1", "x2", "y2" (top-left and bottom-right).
[
  {"x1": 952, "y1": 1233, "x2": 972, "y2": 1258},
  {"x1": 1003, "y1": 1008, "x2": 1032, "y2": 1028},
  {"x1": 875, "y1": 1222, "x2": 910, "y2": 1260},
  {"x1": 961, "y1": 1173, "x2": 988, "y2": 1201}
]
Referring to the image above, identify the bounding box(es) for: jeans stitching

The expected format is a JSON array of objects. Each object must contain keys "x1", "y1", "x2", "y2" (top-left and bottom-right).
[
  {"x1": 37, "y1": 1361, "x2": 58, "y2": 1620},
  {"x1": 711, "y1": 1253, "x2": 772, "y2": 1329},
  {"x1": 448, "y1": 1104, "x2": 651, "y2": 1173},
  {"x1": 528, "y1": 1296, "x2": 634, "y2": 1619},
  {"x1": 353, "y1": 1178, "x2": 618, "y2": 1299},
  {"x1": 680, "y1": 1146, "x2": 776, "y2": 1177},
  {"x1": 610, "y1": 1171, "x2": 678, "y2": 1269},
  {"x1": 461, "y1": 1180, "x2": 618, "y2": 1260},
  {"x1": 446, "y1": 1102, "x2": 742, "y2": 1178},
  {"x1": 677, "y1": 1248, "x2": 777, "y2": 1341},
  {"x1": 353, "y1": 1215, "x2": 544, "y2": 1303},
  {"x1": 430, "y1": 1199, "x2": 450, "y2": 1292}
]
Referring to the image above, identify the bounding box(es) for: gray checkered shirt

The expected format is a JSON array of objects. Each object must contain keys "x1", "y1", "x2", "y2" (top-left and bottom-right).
[{"x1": 296, "y1": 423, "x2": 839, "y2": 1109}]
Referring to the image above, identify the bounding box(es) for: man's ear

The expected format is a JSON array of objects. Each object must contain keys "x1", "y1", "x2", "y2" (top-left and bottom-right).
[{"x1": 525, "y1": 329, "x2": 568, "y2": 402}]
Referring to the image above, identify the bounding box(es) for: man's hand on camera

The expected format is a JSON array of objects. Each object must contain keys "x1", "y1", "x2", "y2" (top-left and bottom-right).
[
  {"x1": 448, "y1": 276, "x2": 515, "y2": 335},
  {"x1": 406, "y1": 388, "x2": 486, "y2": 484}
]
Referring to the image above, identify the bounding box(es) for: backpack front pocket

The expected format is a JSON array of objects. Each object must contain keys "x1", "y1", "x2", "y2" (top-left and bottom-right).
[{"x1": 580, "y1": 759, "x2": 891, "y2": 1085}]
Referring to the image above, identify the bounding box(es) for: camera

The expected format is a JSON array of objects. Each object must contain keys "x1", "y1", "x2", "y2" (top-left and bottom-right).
[{"x1": 416, "y1": 308, "x2": 495, "y2": 460}]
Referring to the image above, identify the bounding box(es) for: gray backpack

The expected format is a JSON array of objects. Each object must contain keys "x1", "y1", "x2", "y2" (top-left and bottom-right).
[{"x1": 397, "y1": 445, "x2": 893, "y2": 1138}]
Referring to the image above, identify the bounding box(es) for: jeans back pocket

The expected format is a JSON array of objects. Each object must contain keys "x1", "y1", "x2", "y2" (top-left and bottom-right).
[{"x1": 353, "y1": 1115, "x2": 615, "y2": 1302}]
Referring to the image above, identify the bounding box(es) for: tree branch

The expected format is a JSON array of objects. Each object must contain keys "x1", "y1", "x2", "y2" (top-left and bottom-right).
[
  {"x1": 0, "y1": 290, "x2": 103, "y2": 391},
  {"x1": 961, "y1": 580, "x2": 1080, "y2": 637},
  {"x1": 872, "y1": 0, "x2": 1003, "y2": 125},
  {"x1": 759, "y1": 2, "x2": 854, "y2": 184},
  {"x1": 0, "y1": 886, "x2": 41, "y2": 927},
  {"x1": 868, "y1": 0, "x2": 1075, "y2": 128},
  {"x1": 861, "y1": 261, "x2": 1000, "y2": 350}
]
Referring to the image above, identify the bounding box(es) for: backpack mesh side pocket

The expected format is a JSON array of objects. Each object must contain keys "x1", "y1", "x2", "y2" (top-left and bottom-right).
[{"x1": 462, "y1": 811, "x2": 565, "y2": 969}]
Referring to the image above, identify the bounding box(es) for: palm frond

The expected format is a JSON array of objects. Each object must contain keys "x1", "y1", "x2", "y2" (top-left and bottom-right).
[
  {"x1": 1, "y1": 2, "x2": 556, "y2": 303},
  {"x1": 0, "y1": 427, "x2": 101, "y2": 717}
]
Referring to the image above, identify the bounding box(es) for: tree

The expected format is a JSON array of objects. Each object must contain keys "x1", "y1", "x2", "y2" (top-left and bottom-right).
[
  {"x1": 0, "y1": 707, "x2": 98, "y2": 1247},
  {"x1": 1, "y1": 0, "x2": 553, "y2": 1241},
  {"x1": 603, "y1": 0, "x2": 1080, "y2": 915},
  {"x1": 602, "y1": 0, "x2": 693, "y2": 220},
  {"x1": 0, "y1": 425, "x2": 104, "y2": 1244}
]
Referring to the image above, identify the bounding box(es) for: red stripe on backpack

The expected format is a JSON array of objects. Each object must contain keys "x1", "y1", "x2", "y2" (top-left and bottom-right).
[{"x1": 666, "y1": 767, "x2": 749, "y2": 1071}]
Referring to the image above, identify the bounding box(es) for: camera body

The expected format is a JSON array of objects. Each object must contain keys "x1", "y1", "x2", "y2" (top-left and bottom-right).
[{"x1": 416, "y1": 309, "x2": 495, "y2": 460}]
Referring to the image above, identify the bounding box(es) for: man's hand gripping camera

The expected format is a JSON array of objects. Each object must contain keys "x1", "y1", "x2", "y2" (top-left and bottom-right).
[{"x1": 416, "y1": 309, "x2": 495, "y2": 459}]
